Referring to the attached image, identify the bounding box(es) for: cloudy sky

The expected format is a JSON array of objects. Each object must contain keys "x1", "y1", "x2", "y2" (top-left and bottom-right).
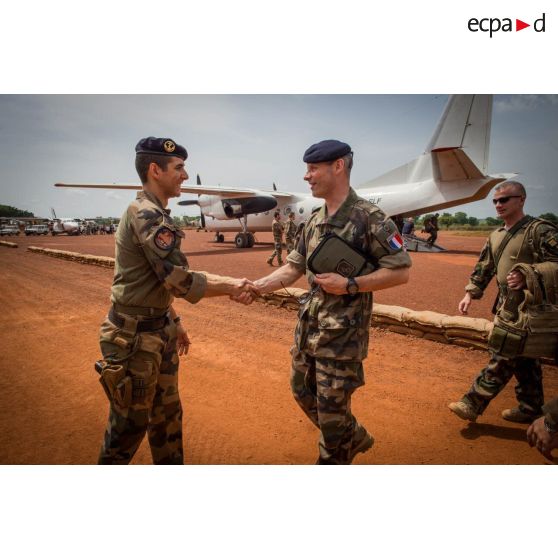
[{"x1": 1, "y1": 94, "x2": 557, "y2": 220}]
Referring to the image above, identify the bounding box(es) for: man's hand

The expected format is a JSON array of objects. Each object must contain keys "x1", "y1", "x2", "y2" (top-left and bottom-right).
[
  {"x1": 314, "y1": 273, "x2": 348, "y2": 295},
  {"x1": 229, "y1": 278, "x2": 260, "y2": 305},
  {"x1": 527, "y1": 417, "x2": 558, "y2": 461},
  {"x1": 458, "y1": 292, "x2": 472, "y2": 315},
  {"x1": 507, "y1": 269, "x2": 526, "y2": 291},
  {"x1": 176, "y1": 323, "x2": 191, "y2": 356}
]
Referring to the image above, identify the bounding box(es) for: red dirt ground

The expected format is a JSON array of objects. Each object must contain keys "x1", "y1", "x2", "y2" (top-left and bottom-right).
[{"x1": 1, "y1": 231, "x2": 556, "y2": 464}]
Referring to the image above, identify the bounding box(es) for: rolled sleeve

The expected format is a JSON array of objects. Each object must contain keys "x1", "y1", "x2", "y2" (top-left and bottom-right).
[
  {"x1": 183, "y1": 271, "x2": 207, "y2": 304},
  {"x1": 465, "y1": 281, "x2": 485, "y2": 299},
  {"x1": 377, "y1": 250, "x2": 412, "y2": 270},
  {"x1": 286, "y1": 249, "x2": 306, "y2": 273}
]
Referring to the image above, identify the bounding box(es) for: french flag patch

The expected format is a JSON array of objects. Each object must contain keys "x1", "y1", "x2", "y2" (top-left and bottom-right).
[{"x1": 387, "y1": 232, "x2": 404, "y2": 250}]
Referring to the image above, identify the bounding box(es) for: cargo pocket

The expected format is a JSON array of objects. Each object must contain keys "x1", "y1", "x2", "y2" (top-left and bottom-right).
[{"x1": 127, "y1": 357, "x2": 157, "y2": 407}]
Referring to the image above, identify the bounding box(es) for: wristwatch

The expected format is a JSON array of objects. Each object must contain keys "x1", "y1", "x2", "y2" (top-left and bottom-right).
[{"x1": 346, "y1": 277, "x2": 359, "y2": 295}]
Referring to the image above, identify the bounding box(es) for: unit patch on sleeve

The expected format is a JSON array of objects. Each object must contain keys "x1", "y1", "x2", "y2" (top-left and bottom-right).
[{"x1": 154, "y1": 227, "x2": 176, "y2": 251}]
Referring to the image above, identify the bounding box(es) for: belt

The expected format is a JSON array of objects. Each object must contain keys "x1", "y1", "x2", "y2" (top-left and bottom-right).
[
  {"x1": 109, "y1": 307, "x2": 169, "y2": 332},
  {"x1": 112, "y1": 303, "x2": 168, "y2": 318}
]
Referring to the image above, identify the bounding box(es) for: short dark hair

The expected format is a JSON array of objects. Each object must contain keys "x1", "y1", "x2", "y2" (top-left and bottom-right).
[
  {"x1": 135, "y1": 153, "x2": 172, "y2": 184},
  {"x1": 341, "y1": 153, "x2": 353, "y2": 177},
  {"x1": 274, "y1": 212, "x2": 280, "y2": 218},
  {"x1": 495, "y1": 180, "x2": 526, "y2": 198}
]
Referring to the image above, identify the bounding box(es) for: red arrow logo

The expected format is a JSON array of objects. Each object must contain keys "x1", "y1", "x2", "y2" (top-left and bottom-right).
[{"x1": 516, "y1": 19, "x2": 530, "y2": 31}]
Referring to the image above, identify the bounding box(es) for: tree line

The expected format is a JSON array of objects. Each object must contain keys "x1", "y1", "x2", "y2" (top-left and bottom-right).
[{"x1": 416, "y1": 211, "x2": 558, "y2": 230}]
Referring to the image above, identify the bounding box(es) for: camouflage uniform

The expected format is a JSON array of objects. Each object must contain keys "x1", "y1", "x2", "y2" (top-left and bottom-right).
[
  {"x1": 459, "y1": 216, "x2": 558, "y2": 417},
  {"x1": 98, "y1": 190, "x2": 207, "y2": 464},
  {"x1": 267, "y1": 219, "x2": 284, "y2": 265},
  {"x1": 287, "y1": 188, "x2": 412, "y2": 463},
  {"x1": 284, "y1": 218, "x2": 297, "y2": 255}
]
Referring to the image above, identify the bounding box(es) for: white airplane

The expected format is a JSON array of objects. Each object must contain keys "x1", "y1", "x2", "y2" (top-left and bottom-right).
[
  {"x1": 55, "y1": 95, "x2": 513, "y2": 249},
  {"x1": 49, "y1": 208, "x2": 81, "y2": 235}
]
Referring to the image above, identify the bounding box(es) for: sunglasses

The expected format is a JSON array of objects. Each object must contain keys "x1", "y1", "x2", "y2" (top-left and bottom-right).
[
  {"x1": 492, "y1": 195, "x2": 523, "y2": 205},
  {"x1": 280, "y1": 281, "x2": 320, "y2": 305}
]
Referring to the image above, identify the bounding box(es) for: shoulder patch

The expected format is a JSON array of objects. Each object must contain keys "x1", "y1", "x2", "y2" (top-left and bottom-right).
[
  {"x1": 387, "y1": 231, "x2": 404, "y2": 250},
  {"x1": 154, "y1": 226, "x2": 176, "y2": 251}
]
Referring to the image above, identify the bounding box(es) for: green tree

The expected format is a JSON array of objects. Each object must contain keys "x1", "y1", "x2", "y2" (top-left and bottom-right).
[
  {"x1": 467, "y1": 216, "x2": 479, "y2": 226},
  {"x1": 439, "y1": 212, "x2": 454, "y2": 229},
  {"x1": 0, "y1": 204, "x2": 34, "y2": 218},
  {"x1": 539, "y1": 212, "x2": 558, "y2": 224},
  {"x1": 453, "y1": 211, "x2": 468, "y2": 225},
  {"x1": 485, "y1": 216, "x2": 503, "y2": 226}
]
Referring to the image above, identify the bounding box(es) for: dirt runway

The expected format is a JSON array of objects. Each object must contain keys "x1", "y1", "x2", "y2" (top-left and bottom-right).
[{"x1": 1, "y1": 231, "x2": 556, "y2": 464}]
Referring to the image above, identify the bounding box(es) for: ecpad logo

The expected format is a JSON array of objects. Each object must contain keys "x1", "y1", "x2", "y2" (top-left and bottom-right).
[{"x1": 468, "y1": 13, "x2": 546, "y2": 37}]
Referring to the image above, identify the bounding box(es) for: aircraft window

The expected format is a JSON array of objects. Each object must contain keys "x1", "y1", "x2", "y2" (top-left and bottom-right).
[
  {"x1": 299, "y1": 208, "x2": 304, "y2": 214},
  {"x1": 284, "y1": 207, "x2": 291, "y2": 215}
]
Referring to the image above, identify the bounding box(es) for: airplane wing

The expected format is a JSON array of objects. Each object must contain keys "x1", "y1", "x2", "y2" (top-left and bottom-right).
[{"x1": 55, "y1": 183, "x2": 296, "y2": 199}]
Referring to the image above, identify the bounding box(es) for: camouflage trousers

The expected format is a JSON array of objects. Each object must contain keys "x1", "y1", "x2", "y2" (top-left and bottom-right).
[
  {"x1": 267, "y1": 240, "x2": 283, "y2": 264},
  {"x1": 97, "y1": 314, "x2": 183, "y2": 464},
  {"x1": 461, "y1": 351, "x2": 544, "y2": 416},
  {"x1": 286, "y1": 239, "x2": 295, "y2": 255},
  {"x1": 290, "y1": 346, "x2": 367, "y2": 464}
]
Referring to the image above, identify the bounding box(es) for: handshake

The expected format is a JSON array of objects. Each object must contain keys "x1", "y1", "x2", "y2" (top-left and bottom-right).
[{"x1": 229, "y1": 278, "x2": 262, "y2": 305}]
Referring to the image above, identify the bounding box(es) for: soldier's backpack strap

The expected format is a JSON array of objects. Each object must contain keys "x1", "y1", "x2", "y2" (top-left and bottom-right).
[{"x1": 492, "y1": 215, "x2": 534, "y2": 269}]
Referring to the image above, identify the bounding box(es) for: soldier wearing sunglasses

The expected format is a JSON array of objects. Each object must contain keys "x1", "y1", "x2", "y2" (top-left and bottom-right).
[{"x1": 449, "y1": 181, "x2": 558, "y2": 426}]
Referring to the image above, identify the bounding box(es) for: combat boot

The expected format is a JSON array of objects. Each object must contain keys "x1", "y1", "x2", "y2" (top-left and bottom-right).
[
  {"x1": 448, "y1": 401, "x2": 478, "y2": 422},
  {"x1": 501, "y1": 407, "x2": 541, "y2": 424},
  {"x1": 347, "y1": 427, "x2": 374, "y2": 464},
  {"x1": 266, "y1": 258, "x2": 273, "y2": 266}
]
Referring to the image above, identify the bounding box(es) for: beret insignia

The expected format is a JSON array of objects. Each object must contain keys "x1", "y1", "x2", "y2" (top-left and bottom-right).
[
  {"x1": 154, "y1": 226, "x2": 176, "y2": 251},
  {"x1": 163, "y1": 140, "x2": 176, "y2": 153}
]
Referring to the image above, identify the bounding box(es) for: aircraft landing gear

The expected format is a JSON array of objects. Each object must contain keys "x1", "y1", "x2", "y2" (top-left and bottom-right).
[
  {"x1": 234, "y1": 232, "x2": 255, "y2": 249},
  {"x1": 214, "y1": 233, "x2": 225, "y2": 243},
  {"x1": 233, "y1": 215, "x2": 255, "y2": 248}
]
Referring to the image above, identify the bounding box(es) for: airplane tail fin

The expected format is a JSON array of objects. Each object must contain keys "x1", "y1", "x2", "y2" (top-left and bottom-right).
[
  {"x1": 360, "y1": 95, "x2": 494, "y2": 189},
  {"x1": 426, "y1": 94, "x2": 492, "y2": 175},
  {"x1": 51, "y1": 207, "x2": 57, "y2": 220}
]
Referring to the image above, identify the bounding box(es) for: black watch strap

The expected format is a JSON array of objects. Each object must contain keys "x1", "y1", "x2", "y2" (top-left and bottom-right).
[{"x1": 347, "y1": 277, "x2": 359, "y2": 295}]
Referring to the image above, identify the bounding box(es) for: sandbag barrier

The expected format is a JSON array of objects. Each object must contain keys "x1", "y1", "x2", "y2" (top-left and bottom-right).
[
  {"x1": 257, "y1": 288, "x2": 494, "y2": 352},
  {"x1": 27, "y1": 246, "x2": 115, "y2": 268},
  {"x1": 25, "y1": 247, "x2": 553, "y2": 362},
  {"x1": 0, "y1": 241, "x2": 18, "y2": 248}
]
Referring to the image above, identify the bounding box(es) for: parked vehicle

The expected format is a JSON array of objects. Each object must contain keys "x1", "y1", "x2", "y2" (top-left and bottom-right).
[
  {"x1": 24, "y1": 224, "x2": 49, "y2": 236},
  {"x1": 0, "y1": 226, "x2": 20, "y2": 236}
]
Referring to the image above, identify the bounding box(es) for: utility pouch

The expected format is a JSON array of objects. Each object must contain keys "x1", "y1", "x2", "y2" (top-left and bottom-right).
[
  {"x1": 307, "y1": 233, "x2": 376, "y2": 278},
  {"x1": 488, "y1": 323, "x2": 526, "y2": 358},
  {"x1": 95, "y1": 360, "x2": 132, "y2": 409}
]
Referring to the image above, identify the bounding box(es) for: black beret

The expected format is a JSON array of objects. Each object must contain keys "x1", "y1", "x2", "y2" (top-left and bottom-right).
[
  {"x1": 303, "y1": 139, "x2": 352, "y2": 163},
  {"x1": 135, "y1": 137, "x2": 188, "y2": 160}
]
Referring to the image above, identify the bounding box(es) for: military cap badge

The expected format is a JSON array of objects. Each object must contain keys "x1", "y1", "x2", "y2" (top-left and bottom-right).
[{"x1": 163, "y1": 140, "x2": 176, "y2": 153}]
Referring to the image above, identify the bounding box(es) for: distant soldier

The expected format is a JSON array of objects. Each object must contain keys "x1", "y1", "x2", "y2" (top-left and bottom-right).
[
  {"x1": 267, "y1": 211, "x2": 284, "y2": 266},
  {"x1": 284, "y1": 212, "x2": 297, "y2": 255},
  {"x1": 247, "y1": 139, "x2": 412, "y2": 464},
  {"x1": 449, "y1": 181, "x2": 558, "y2": 424},
  {"x1": 423, "y1": 213, "x2": 439, "y2": 246},
  {"x1": 402, "y1": 217, "x2": 415, "y2": 236},
  {"x1": 97, "y1": 136, "x2": 258, "y2": 465}
]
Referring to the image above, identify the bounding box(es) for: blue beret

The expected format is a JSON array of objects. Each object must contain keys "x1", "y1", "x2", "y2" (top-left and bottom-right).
[
  {"x1": 135, "y1": 137, "x2": 188, "y2": 160},
  {"x1": 303, "y1": 139, "x2": 352, "y2": 163}
]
